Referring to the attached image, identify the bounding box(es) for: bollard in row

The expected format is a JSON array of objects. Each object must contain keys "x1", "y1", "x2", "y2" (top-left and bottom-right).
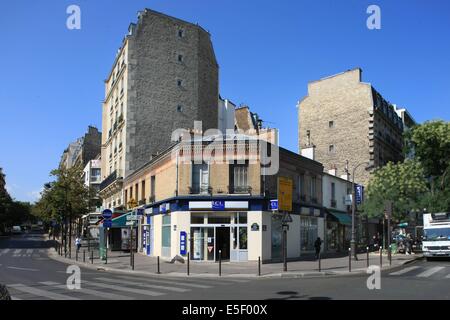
[
  {"x1": 258, "y1": 256, "x2": 261, "y2": 277},
  {"x1": 367, "y1": 247, "x2": 370, "y2": 268},
  {"x1": 105, "y1": 249, "x2": 108, "y2": 265},
  {"x1": 76, "y1": 250, "x2": 78, "y2": 262},
  {"x1": 318, "y1": 253, "x2": 322, "y2": 272},
  {"x1": 132, "y1": 252, "x2": 135, "y2": 271},
  {"x1": 348, "y1": 248, "x2": 352, "y2": 272},
  {"x1": 91, "y1": 250, "x2": 94, "y2": 264},
  {"x1": 379, "y1": 248, "x2": 383, "y2": 267},
  {"x1": 219, "y1": 250, "x2": 222, "y2": 277},
  {"x1": 187, "y1": 253, "x2": 190, "y2": 276},
  {"x1": 157, "y1": 256, "x2": 161, "y2": 274},
  {"x1": 389, "y1": 245, "x2": 392, "y2": 266},
  {"x1": 83, "y1": 250, "x2": 86, "y2": 263}
]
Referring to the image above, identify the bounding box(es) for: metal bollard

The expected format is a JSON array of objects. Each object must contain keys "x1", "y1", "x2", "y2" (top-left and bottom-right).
[
  {"x1": 187, "y1": 253, "x2": 190, "y2": 276},
  {"x1": 319, "y1": 253, "x2": 322, "y2": 272},
  {"x1": 367, "y1": 247, "x2": 370, "y2": 268},
  {"x1": 105, "y1": 249, "x2": 108, "y2": 265},
  {"x1": 258, "y1": 257, "x2": 261, "y2": 277},
  {"x1": 132, "y1": 252, "x2": 135, "y2": 271},
  {"x1": 389, "y1": 245, "x2": 392, "y2": 266},
  {"x1": 157, "y1": 256, "x2": 161, "y2": 274},
  {"x1": 379, "y1": 248, "x2": 383, "y2": 267},
  {"x1": 91, "y1": 250, "x2": 94, "y2": 264},
  {"x1": 76, "y1": 250, "x2": 78, "y2": 262},
  {"x1": 219, "y1": 250, "x2": 222, "y2": 277},
  {"x1": 348, "y1": 248, "x2": 352, "y2": 272},
  {"x1": 83, "y1": 250, "x2": 86, "y2": 263}
]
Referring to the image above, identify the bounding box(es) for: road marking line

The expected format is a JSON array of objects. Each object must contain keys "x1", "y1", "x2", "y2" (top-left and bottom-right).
[
  {"x1": 114, "y1": 275, "x2": 213, "y2": 289},
  {"x1": 26, "y1": 249, "x2": 33, "y2": 254},
  {"x1": 416, "y1": 267, "x2": 446, "y2": 278},
  {"x1": 445, "y1": 274, "x2": 450, "y2": 279},
  {"x1": 8, "y1": 284, "x2": 80, "y2": 300},
  {"x1": 1, "y1": 249, "x2": 10, "y2": 255},
  {"x1": 95, "y1": 277, "x2": 190, "y2": 293},
  {"x1": 10, "y1": 296, "x2": 22, "y2": 300},
  {"x1": 7, "y1": 266, "x2": 39, "y2": 272},
  {"x1": 39, "y1": 282, "x2": 134, "y2": 300},
  {"x1": 13, "y1": 249, "x2": 22, "y2": 256},
  {"x1": 389, "y1": 266, "x2": 420, "y2": 276},
  {"x1": 83, "y1": 281, "x2": 165, "y2": 297}
]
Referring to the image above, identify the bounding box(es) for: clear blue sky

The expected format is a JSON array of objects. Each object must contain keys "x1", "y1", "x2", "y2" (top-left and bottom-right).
[{"x1": 1, "y1": 0, "x2": 449, "y2": 202}]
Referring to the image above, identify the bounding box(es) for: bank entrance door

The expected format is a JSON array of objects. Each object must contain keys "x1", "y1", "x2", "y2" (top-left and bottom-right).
[{"x1": 216, "y1": 227, "x2": 230, "y2": 261}]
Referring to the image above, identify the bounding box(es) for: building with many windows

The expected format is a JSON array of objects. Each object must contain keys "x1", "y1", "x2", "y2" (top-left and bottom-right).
[
  {"x1": 298, "y1": 68, "x2": 411, "y2": 186},
  {"x1": 99, "y1": 9, "x2": 219, "y2": 211}
]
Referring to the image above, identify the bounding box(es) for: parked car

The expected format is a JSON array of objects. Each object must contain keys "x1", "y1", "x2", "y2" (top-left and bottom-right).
[{"x1": 12, "y1": 226, "x2": 22, "y2": 235}]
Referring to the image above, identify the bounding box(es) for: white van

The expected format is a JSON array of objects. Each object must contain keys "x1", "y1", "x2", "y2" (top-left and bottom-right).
[{"x1": 12, "y1": 226, "x2": 22, "y2": 235}]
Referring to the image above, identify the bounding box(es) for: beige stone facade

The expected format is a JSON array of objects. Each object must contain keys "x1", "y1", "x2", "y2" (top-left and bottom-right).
[{"x1": 298, "y1": 68, "x2": 406, "y2": 186}]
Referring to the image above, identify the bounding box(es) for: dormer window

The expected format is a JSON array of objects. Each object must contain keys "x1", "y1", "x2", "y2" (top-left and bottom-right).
[{"x1": 178, "y1": 29, "x2": 185, "y2": 38}]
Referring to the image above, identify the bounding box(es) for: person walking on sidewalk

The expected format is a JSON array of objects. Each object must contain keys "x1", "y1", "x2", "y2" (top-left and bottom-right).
[
  {"x1": 75, "y1": 236, "x2": 81, "y2": 252},
  {"x1": 314, "y1": 237, "x2": 323, "y2": 259}
]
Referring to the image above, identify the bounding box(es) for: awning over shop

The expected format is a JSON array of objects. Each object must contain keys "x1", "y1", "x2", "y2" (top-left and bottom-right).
[
  {"x1": 100, "y1": 212, "x2": 133, "y2": 228},
  {"x1": 327, "y1": 211, "x2": 352, "y2": 226}
]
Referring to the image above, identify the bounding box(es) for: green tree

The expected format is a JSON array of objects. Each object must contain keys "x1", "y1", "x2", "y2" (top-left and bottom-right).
[
  {"x1": 34, "y1": 165, "x2": 90, "y2": 252},
  {"x1": 0, "y1": 167, "x2": 12, "y2": 233},
  {"x1": 363, "y1": 161, "x2": 428, "y2": 221}
]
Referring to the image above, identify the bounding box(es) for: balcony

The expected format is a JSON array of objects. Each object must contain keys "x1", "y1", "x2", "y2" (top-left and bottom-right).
[
  {"x1": 99, "y1": 170, "x2": 123, "y2": 192},
  {"x1": 118, "y1": 114, "x2": 124, "y2": 123},
  {"x1": 189, "y1": 185, "x2": 212, "y2": 195},
  {"x1": 331, "y1": 199, "x2": 337, "y2": 208},
  {"x1": 149, "y1": 195, "x2": 156, "y2": 204},
  {"x1": 113, "y1": 122, "x2": 118, "y2": 132},
  {"x1": 138, "y1": 199, "x2": 146, "y2": 206},
  {"x1": 108, "y1": 129, "x2": 112, "y2": 139},
  {"x1": 229, "y1": 185, "x2": 252, "y2": 195}
]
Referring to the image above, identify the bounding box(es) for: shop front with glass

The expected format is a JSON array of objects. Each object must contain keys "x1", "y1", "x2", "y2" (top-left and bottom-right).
[{"x1": 190, "y1": 212, "x2": 248, "y2": 262}]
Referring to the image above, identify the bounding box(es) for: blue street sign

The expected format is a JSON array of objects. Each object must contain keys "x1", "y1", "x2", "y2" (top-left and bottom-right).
[
  {"x1": 103, "y1": 220, "x2": 112, "y2": 228},
  {"x1": 180, "y1": 231, "x2": 187, "y2": 256},
  {"x1": 355, "y1": 185, "x2": 364, "y2": 205},
  {"x1": 102, "y1": 209, "x2": 113, "y2": 220},
  {"x1": 212, "y1": 200, "x2": 225, "y2": 211},
  {"x1": 137, "y1": 208, "x2": 144, "y2": 216},
  {"x1": 270, "y1": 200, "x2": 279, "y2": 211}
]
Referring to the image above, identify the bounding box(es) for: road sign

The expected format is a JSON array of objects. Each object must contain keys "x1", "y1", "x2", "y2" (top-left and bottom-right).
[
  {"x1": 102, "y1": 209, "x2": 113, "y2": 220},
  {"x1": 270, "y1": 200, "x2": 279, "y2": 211},
  {"x1": 345, "y1": 195, "x2": 353, "y2": 206},
  {"x1": 127, "y1": 215, "x2": 140, "y2": 221},
  {"x1": 180, "y1": 231, "x2": 187, "y2": 256},
  {"x1": 136, "y1": 208, "x2": 144, "y2": 216},
  {"x1": 126, "y1": 221, "x2": 136, "y2": 227},
  {"x1": 282, "y1": 212, "x2": 293, "y2": 224},
  {"x1": 278, "y1": 177, "x2": 293, "y2": 212}
]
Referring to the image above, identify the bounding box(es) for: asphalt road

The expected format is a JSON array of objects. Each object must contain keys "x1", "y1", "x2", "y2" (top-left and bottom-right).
[{"x1": 1, "y1": 233, "x2": 449, "y2": 300}]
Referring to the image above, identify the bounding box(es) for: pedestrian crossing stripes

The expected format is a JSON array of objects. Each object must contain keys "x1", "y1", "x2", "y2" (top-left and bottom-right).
[
  {"x1": 6, "y1": 274, "x2": 242, "y2": 300},
  {"x1": 388, "y1": 266, "x2": 420, "y2": 276},
  {"x1": 389, "y1": 265, "x2": 449, "y2": 279},
  {"x1": 0, "y1": 248, "x2": 48, "y2": 258},
  {"x1": 416, "y1": 267, "x2": 446, "y2": 278}
]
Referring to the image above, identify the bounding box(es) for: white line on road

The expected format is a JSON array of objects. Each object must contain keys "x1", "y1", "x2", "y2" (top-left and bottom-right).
[
  {"x1": 8, "y1": 284, "x2": 80, "y2": 300},
  {"x1": 0, "y1": 249, "x2": 10, "y2": 255},
  {"x1": 7, "y1": 266, "x2": 39, "y2": 272},
  {"x1": 39, "y1": 282, "x2": 134, "y2": 300},
  {"x1": 114, "y1": 275, "x2": 213, "y2": 289},
  {"x1": 95, "y1": 277, "x2": 190, "y2": 293},
  {"x1": 26, "y1": 249, "x2": 33, "y2": 254},
  {"x1": 416, "y1": 267, "x2": 446, "y2": 278},
  {"x1": 83, "y1": 281, "x2": 165, "y2": 297},
  {"x1": 10, "y1": 296, "x2": 22, "y2": 300},
  {"x1": 389, "y1": 266, "x2": 420, "y2": 276},
  {"x1": 13, "y1": 249, "x2": 22, "y2": 255}
]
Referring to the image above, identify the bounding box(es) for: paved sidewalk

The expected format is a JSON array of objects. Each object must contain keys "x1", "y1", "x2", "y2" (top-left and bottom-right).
[{"x1": 48, "y1": 237, "x2": 422, "y2": 279}]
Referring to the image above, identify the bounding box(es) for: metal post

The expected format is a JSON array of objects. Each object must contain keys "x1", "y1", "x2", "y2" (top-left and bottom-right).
[
  {"x1": 367, "y1": 247, "x2": 370, "y2": 268},
  {"x1": 389, "y1": 245, "x2": 392, "y2": 266},
  {"x1": 83, "y1": 250, "x2": 86, "y2": 263},
  {"x1": 76, "y1": 250, "x2": 78, "y2": 262},
  {"x1": 187, "y1": 252, "x2": 190, "y2": 276},
  {"x1": 132, "y1": 252, "x2": 134, "y2": 270},
  {"x1": 130, "y1": 227, "x2": 133, "y2": 266},
  {"x1": 219, "y1": 250, "x2": 222, "y2": 276},
  {"x1": 318, "y1": 253, "x2": 322, "y2": 272},
  {"x1": 105, "y1": 247, "x2": 108, "y2": 265},
  {"x1": 351, "y1": 174, "x2": 357, "y2": 260},
  {"x1": 157, "y1": 256, "x2": 160, "y2": 274},
  {"x1": 348, "y1": 248, "x2": 352, "y2": 272},
  {"x1": 282, "y1": 226, "x2": 288, "y2": 272},
  {"x1": 379, "y1": 247, "x2": 382, "y2": 267},
  {"x1": 91, "y1": 250, "x2": 94, "y2": 264},
  {"x1": 258, "y1": 256, "x2": 261, "y2": 277}
]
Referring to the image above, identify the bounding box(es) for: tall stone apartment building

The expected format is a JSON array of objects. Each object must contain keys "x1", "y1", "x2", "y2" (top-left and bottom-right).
[
  {"x1": 99, "y1": 9, "x2": 219, "y2": 211},
  {"x1": 60, "y1": 126, "x2": 102, "y2": 170},
  {"x1": 298, "y1": 68, "x2": 411, "y2": 186}
]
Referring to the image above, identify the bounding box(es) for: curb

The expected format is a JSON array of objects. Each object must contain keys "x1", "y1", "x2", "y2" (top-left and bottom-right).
[{"x1": 47, "y1": 250, "x2": 424, "y2": 280}]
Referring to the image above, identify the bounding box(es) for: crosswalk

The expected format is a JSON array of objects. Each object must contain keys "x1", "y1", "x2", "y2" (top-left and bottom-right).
[
  {"x1": 5, "y1": 275, "x2": 250, "y2": 300},
  {"x1": 389, "y1": 265, "x2": 450, "y2": 280},
  {"x1": 0, "y1": 248, "x2": 50, "y2": 258}
]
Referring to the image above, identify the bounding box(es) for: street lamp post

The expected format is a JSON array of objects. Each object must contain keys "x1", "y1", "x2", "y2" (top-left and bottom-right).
[{"x1": 350, "y1": 161, "x2": 373, "y2": 260}]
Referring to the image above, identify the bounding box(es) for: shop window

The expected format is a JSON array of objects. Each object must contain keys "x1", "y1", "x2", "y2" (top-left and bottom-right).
[
  {"x1": 300, "y1": 217, "x2": 318, "y2": 251},
  {"x1": 191, "y1": 162, "x2": 209, "y2": 194},
  {"x1": 162, "y1": 215, "x2": 171, "y2": 255}
]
